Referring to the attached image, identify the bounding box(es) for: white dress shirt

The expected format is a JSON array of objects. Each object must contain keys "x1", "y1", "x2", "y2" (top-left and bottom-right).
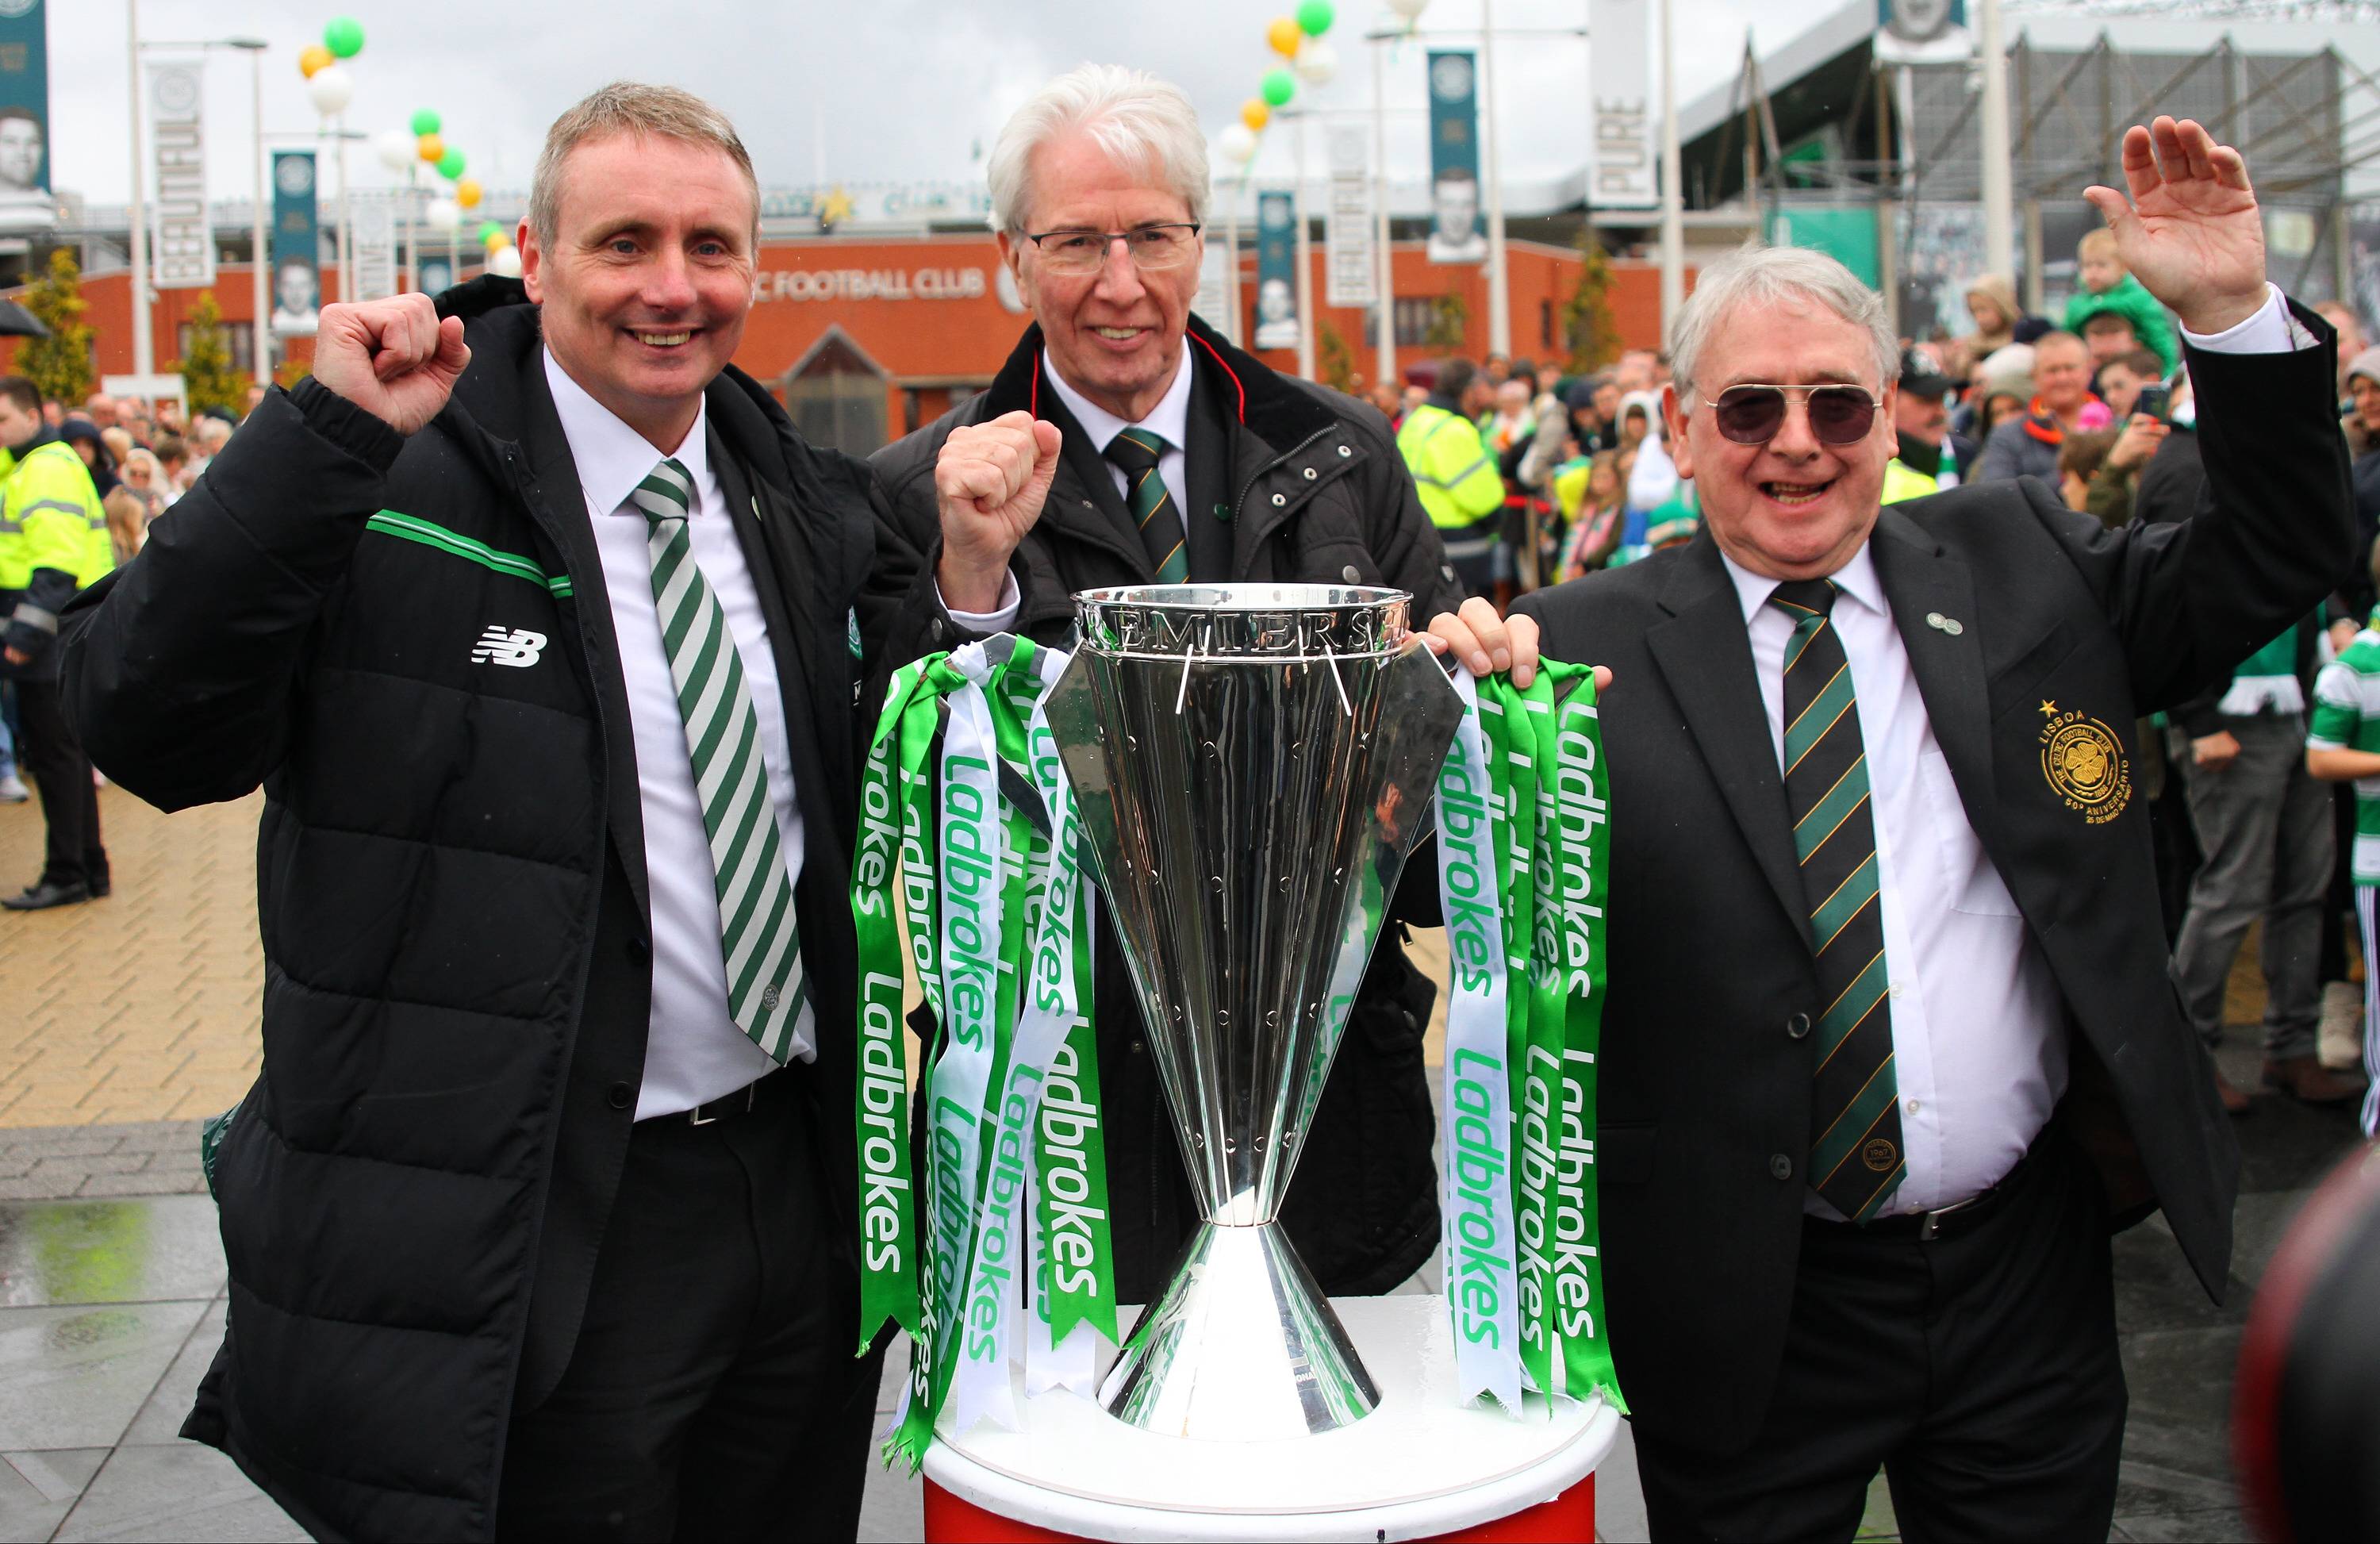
[
  {"x1": 1723, "y1": 544, "x2": 2067, "y2": 1216},
  {"x1": 543, "y1": 351, "x2": 811, "y2": 1119},
  {"x1": 1042, "y1": 345, "x2": 1196, "y2": 521},
  {"x1": 1721, "y1": 283, "x2": 2309, "y2": 1212}
]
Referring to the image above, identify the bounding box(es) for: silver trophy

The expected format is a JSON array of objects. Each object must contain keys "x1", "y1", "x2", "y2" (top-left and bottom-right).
[{"x1": 1042, "y1": 584, "x2": 1462, "y2": 1442}]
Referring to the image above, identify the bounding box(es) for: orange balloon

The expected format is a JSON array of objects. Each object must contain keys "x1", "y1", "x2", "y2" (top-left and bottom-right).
[
  {"x1": 298, "y1": 44, "x2": 334, "y2": 79},
  {"x1": 455, "y1": 178, "x2": 483, "y2": 209},
  {"x1": 1267, "y1": 16, "x2": 1304, "y2": 56},
  {"x1": 1241, "y1": 99, "x2": 1271, "y2": 133},
  {"x1": 483, "y1": 227, "x2": 510, "y2": 252},
  {"x1": 417, "y1": 133, "x2": 445, "y2": 163}
]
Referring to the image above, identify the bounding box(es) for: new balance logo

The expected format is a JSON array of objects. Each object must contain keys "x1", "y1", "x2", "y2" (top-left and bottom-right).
[{"x1": 470, "y1": 625, "x2": 548, "y2": 668}]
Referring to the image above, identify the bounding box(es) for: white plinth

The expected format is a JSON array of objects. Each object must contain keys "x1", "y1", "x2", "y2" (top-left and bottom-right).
[{"x1": 923, "y1": 1294, "x2": 1620, "y2": 1542}]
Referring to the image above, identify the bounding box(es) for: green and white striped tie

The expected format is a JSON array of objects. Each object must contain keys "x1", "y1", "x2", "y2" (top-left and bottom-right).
[{"x1": 631, "y1": 456, "x2": 808, "y2": 1062}]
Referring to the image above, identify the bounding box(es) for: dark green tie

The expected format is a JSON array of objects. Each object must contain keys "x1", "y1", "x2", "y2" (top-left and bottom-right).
[
  {"x1": 1772, "y1": 578, "x2": 1906, "y2": 1222},
  {"x1": 1103, "y1": 428, "x2": 1188, "y2": 584}
]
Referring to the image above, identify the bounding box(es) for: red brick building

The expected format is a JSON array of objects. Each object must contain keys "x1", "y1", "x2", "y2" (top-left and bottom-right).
[{"x1": 10, "y1": 233, "x2": 1677, "y2": 454}]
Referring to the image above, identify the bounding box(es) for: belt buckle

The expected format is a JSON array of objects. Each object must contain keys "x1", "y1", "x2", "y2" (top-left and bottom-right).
[
  {"x1": 687, "y1": 1080, "x2": 760, "y2": 1127},
  {"x1": 1915, "y1": 1189, "x2": 1986, "y2": 1242}
]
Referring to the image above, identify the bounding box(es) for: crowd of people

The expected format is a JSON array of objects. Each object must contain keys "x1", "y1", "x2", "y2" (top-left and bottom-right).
[
  {"x1": 1369, "y1": 222, "x2": 2380, "y2": 1133},
  {"x1": 0, "y1": 382, "x2": 259, "y2": 907}
]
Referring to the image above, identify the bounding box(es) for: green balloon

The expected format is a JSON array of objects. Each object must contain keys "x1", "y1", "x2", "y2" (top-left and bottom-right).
[
  {"x1": 438, "y1": 148, "x2": 466, "y2": 179},
  {"x1": 1261, "y1": 68, "x2": 1296, "y2": 107},
  {"x1": 1296, "y1": 0, "x2": 1334, "y2": 36},
  {"x1": 478, "y1": 221, "x2": 505, "y2": 244},
  {"x1": 410, "y1": 108, "x2": 441, "y2": 137},
  {"x1": 323, "y1": 17, "x2": 364, "y2": 58}
]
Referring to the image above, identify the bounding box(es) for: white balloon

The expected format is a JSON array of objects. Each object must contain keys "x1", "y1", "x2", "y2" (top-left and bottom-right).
[
  {"x1": 307, "y1": 66, "x2": 354, "y2": 118},
  {"x1": 488, "y1": 246, "x2": 523, "y2": 278},
  {"x1": 425, "y1": 197, "x2": 462, "y2": 232},
  {"x1": 1295, "y1": 40, "x2": 1338, "y2": 86},
  {"x1": 1384, "y1": 0, "x2": 1430, "y2": 16},
  {"x1": 374, "y1": 129, "x2": 416, "y2": 173},
  {"x1": 1219, "y1": 124, "x2": 1258, "y2": 164}
]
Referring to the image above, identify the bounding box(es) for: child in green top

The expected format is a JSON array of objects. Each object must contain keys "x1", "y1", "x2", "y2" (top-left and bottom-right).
[{"x1": 2304, "y1": 614, "x2": 2380, "y2": 1135}]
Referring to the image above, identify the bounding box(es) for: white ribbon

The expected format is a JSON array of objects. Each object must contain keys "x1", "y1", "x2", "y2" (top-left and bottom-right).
[{"x1": 1435, "y1": 671, "x2": 1526, "y2": 1416}]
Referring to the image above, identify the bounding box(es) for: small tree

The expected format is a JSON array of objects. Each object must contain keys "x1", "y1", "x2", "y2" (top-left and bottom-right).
[
  {"x1": 1561, "y1": 236, "x2": 1622, "y2": 374},
  {"x1": 1317, "y1": 321, "x2": 1357, "y2": 394},
  {"x1": 174, "y1": 292, "x2": 247, "y2": 417},
  {"x1": 17, "y1": 248, "x2": 96, "y2": 405}
]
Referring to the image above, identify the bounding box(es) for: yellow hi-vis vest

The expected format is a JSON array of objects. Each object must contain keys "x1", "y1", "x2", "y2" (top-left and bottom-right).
[
  {"x1": 1881, "y1": 458, "x2": 1940, "y2": 505},
  {"x1": 1396, "y1": 403, "x2": 1506, "y2": 531},
  {"x1": 0, "y1": 440, "x2": 112, "y2": 593}
]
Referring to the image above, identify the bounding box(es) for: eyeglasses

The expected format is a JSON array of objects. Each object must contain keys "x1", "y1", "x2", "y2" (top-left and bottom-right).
[
  {"x1": 1022, "y1": 224, "x2": 1202, "y2": 275},
  {"x1": 1706, "y1": 382, "x2": 1881, "y2": 446}
]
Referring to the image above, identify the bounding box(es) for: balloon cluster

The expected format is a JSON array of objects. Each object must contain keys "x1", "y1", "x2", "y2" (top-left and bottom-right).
[
  {"x1": 378, "y1": 107, "x2": 520, "y2": 276},
  {"x1": 1218, "y1": 1, "x2": 1338, "y2": 167},
  {"x1": 296, "y1": 16, "x2": 363, "y2": 118}
]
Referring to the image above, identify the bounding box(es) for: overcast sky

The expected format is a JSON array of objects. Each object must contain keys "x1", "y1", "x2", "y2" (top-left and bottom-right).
[{"x1": 52, "y1": 0, "x2": 1844, "y2": 208}]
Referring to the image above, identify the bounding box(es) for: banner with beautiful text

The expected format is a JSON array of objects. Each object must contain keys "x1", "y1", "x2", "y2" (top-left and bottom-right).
[
  {"x1": 1588, "y1": 0, "x2": 1656, "y2": 210},
  {"x1": 148, "y1": 59, "x2": 213, "y2": 290}
]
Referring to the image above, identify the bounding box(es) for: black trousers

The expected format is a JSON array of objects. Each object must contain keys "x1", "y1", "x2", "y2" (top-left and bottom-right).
[
  {"x1": 1633, "y1": 1134, "x2": 2125, "y2": 1543},
  {"x1": 496, "y1": 1075, "x2": 883, "y2": 1542},
  {"x1": 14, "y1": 677, "x2": 105, "y2": 890}
]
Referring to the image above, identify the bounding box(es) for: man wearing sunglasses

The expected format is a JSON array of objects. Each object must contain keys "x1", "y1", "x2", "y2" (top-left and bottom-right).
[
  {"x1": 870, "y1": 64, "x2": 1494, "y2": 1319},
  {"x1": 1512, "y1": 118, "x2": 2350, "y2": 1540}
]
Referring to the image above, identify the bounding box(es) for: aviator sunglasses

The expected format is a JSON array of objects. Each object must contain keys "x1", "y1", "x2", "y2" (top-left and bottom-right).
[{"x1": 1706, "y1": 382, "x2": 1882, "y2": 446}]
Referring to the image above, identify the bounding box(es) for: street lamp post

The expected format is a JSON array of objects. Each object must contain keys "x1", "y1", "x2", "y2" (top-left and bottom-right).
[
  {"x1": 125, "y1": 0, "x2": 154, "y2": 381},
  {"x1": 1658, "y1": 0, "x2": 1685, "y2": 335},
  {"x1": 1480, "y1": 0, "x2": 1510, "y2": 358},
  {"x1": 231, "y1": 40, "x2": 268, "y2": 391},
  {"x1": 1978, "y1": 0, "x2": 2015, "y2": 279},
  {"x1": 1370, "y1": 33, "x2": 1395, "y2": 390}
]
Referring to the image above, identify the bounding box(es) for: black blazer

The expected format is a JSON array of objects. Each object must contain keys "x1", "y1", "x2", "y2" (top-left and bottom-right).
[{"x1": 1513, "y1": 305, "x2": 2352, "y2": 1456}]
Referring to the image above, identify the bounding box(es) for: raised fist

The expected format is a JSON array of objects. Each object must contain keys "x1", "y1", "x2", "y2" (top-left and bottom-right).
[
  {"x1": 313, "y1": 294, "x2": 471, "y2": 438},
  {"x1": 935, "y1": 410, "x2": 1061, "y2": 614}
]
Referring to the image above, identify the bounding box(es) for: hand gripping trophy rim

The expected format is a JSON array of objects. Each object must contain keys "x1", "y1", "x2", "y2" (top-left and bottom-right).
[{"x1": 1042, "y1": 583, "x2": 1464, "y2": 1442}]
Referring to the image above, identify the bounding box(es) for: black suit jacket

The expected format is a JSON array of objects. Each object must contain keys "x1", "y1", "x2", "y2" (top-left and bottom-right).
[{"x1": 1513, "y1": 305, "x2": 2352, "y2": 1455}]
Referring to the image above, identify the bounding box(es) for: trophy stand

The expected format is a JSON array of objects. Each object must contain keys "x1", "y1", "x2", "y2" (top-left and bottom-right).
[
  {"x1": 916, "y1": 586, "x2": 1618, "y2": 1539},
  {"x1": 919, "y1": 1294, "x2": 1618, "y2": 1542}
]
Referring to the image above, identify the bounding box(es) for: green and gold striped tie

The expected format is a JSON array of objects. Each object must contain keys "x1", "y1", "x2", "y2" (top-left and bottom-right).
[
  {"x1": 1772, "y1": 578, "x2": 1905, "y2": 1221},
  {"x1": 630, "y1": 457, "x2": 809, "y2": 1062},
  {"x1": 1102, "y1": 428, "x2": 1189, "y2": 584}
]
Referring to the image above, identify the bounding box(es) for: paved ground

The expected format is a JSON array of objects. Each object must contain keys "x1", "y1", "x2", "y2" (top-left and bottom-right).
[
  {"x1": 0, "y1": 791, "x2": 263, "y2": 1131},
  {"x1": 0, "y1": 791, "x2": 2366, "y2": 1541}
]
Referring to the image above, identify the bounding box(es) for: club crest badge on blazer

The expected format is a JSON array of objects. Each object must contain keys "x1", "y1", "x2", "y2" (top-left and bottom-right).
[{"x1": 2037, "y1": 701, "x2": 2132, "y2": 824}]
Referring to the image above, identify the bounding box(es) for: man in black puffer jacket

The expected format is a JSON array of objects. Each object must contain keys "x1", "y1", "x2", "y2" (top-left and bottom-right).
[
  {"x1": 869, "y1": 63, "x2": 1511, "y2": 1304},
  {"x1": 60, "y1": 86, "x2": 899, "y2": 1542}
]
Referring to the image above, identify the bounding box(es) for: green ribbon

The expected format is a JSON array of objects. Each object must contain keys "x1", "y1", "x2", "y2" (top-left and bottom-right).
[{"x1": 1444, "y1": 661, "x2": 1626, "y2": 1415}]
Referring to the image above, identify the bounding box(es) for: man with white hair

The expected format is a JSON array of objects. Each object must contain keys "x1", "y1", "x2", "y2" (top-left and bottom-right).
[
  {"x1": 1514, "y1": 119, "x2": 2349, "y2": 1538},
  {"x1": 872, "y1": 63, "x2": 1507, "y2": 1310}
]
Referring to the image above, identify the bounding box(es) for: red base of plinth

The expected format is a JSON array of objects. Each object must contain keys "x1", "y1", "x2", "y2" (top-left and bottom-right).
[{"x1": 921, "y1": 1473, "x2": 1596, "y2": 1542}]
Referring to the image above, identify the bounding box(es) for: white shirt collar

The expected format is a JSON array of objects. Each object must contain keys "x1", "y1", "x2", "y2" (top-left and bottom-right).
[
  {"x1": 1039, "y1": 344, "x2": 1194, "y2": 457},
  {"x1": 541, "y1": 347, "x2": 712, "y2": 517},
  {"x1": 1718, "y1": 532, "x2": 1887, "y2": 628}
]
